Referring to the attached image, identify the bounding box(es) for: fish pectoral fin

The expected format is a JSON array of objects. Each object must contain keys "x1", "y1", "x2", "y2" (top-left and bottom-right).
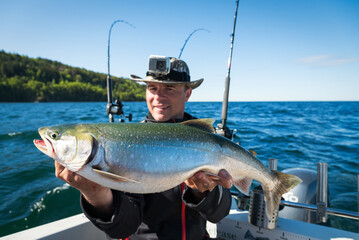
[
  {"x1": 180, "y1": 119, "x2": 215, "y2": 133},
  {"x1": 92, "y1": 168, "x2": 139, "y2": 183},
  {"x1": 249, "y1": 149, "x2": 257, "y2": 157},
  {"x1": 233, "y1": 177, "x2": 252, "y2": 195}
]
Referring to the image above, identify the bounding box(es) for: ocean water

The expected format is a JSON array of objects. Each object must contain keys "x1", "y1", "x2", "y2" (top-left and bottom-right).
[{"x1": 0, "y1": 101, "x2": 358, "y2": 236}]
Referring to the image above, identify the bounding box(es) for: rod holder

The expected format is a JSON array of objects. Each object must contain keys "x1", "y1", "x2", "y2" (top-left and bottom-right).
[
  {"x1": 269, "y1": 158, "x2": 278, "y2": 171},
  {"x1": 248, "y1": 189, "x2": 278, "y2": 230},
  {"x1": 316, "y1": 162, "x2": 328, "y2": 223}
]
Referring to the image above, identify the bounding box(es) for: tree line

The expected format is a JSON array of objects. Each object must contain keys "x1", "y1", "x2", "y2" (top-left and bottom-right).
[{"x1": 0, "y1": 50, "x2": 146, "y2": 102}]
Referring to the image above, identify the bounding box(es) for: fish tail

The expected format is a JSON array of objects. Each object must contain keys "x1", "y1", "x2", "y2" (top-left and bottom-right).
[{"x1": 263, "y1": 170, "x2": 302, "y2": 217}]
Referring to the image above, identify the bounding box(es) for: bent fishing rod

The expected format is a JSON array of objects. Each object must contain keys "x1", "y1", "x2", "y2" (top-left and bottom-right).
[
  {"x1": 217, "y1": 0, "x2": 240, "y2": 139},
  {"x1": 106, "y1": 19, "x2": 135, "y2": 123},
  {"x1": 178, "y1": 28, "x2": 210, "y2": 59}
]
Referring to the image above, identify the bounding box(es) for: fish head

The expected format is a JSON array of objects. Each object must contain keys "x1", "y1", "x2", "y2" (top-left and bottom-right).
[{"x1": 34, "y1": 124, "x2": 95, "y2": 172}]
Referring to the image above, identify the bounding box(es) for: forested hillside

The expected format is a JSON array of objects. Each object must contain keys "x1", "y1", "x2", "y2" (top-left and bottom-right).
[{"x1": 0, "y1": 50, "x2": 146, "y2": 102}]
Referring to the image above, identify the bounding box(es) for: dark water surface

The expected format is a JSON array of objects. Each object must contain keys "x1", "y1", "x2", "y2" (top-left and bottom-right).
[{"x1": 0, "y1": 101, "x2": 358, "y2": 236}]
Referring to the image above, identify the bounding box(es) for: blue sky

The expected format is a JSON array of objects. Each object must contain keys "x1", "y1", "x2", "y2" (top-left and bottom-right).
[{"x1": 0, "y1": 0, "x2": 358, "y2": 101}]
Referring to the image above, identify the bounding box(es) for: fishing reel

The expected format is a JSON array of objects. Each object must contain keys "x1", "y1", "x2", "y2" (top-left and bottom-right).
[
  {"x1": 106, "y1": 98, "x2": 132, "y2": 122},
  {"x1": 216, "y1": 123, "x2": 236, "y2": 140}
]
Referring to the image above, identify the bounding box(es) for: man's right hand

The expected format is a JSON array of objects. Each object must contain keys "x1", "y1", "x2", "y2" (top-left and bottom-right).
[{"x1": 55, "y1": 161, "x2": 114, "y2": 217}]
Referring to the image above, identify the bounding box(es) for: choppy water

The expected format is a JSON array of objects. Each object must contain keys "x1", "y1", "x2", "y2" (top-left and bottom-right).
[{"x1": 0, "y1": 101, "x2": 358, "y2": 236}]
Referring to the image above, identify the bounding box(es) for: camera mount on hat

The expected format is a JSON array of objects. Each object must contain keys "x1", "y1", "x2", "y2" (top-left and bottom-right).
[
  {"x1": 148, "y1": 55, "x2": 171, "y2": 75},
  {"x1": 130, "y1": 55, "x2": 203, "y2": 89}
]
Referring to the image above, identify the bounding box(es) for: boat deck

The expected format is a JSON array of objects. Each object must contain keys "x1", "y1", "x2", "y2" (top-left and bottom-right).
[{"x1": 2, "y1": 199, "x2": 358, "y2": 240}]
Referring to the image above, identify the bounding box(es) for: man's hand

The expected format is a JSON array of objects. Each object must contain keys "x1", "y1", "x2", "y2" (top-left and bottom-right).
[
  {"x1": 185, "y1": 169, "x2": 233, "y2": 199},
  {"x1": 55, "y1": 161, "x2": 113, "y2": 216}
]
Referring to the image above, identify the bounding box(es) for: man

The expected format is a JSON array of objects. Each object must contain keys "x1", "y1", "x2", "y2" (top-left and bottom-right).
[{"x1": 55, "y1": 56, "x2": 233, "y2": 239}]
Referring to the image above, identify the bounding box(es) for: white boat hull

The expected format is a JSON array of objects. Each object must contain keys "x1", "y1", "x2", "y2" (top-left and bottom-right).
[{"x1": 2, "y1": 198, "x2": 358, "y2": 240}]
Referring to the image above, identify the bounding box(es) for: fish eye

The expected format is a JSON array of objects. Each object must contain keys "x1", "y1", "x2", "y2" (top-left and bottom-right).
[{"x1": 50, "y1": 131, "x2": 59, "y2": 139}]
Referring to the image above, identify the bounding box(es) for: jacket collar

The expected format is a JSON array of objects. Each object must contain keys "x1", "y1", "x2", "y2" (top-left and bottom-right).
[{"x1": 143, "y1": 112, "x2": 196, "y2": 123}]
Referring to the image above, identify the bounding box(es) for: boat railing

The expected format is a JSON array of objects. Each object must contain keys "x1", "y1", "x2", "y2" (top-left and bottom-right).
[
  {"x1": 230, "y1": 161, "x2": 359, "y2": 222},
  {"x1": 279, "y1": 199, "x2": 359, "y2": 220}
]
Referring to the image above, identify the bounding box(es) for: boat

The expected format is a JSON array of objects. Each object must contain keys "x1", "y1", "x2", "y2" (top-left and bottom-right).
[
  {"x1": 1, "y1": 150, "x2": 358, "y2": 240},
  {"x1": 2, "y1": 2, "x2": 358, "y2": 240},
  {"x1": 1, "y1": 173, "x2": 358, "y2": 240}
]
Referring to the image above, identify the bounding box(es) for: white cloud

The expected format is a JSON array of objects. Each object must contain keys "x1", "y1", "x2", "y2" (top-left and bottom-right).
[{"x1": 297, "y1": 54, "x2": 359, "y2": 67}]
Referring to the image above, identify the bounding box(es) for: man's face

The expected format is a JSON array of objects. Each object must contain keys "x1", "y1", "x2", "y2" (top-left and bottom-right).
[{"x1": 146, "y1": 83, "x2": 192, "y2": 122}]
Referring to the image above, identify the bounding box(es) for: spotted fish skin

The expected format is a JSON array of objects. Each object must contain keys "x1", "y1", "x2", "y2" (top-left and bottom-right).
[{"x1": 34, "y1": 119, "x2": 301, "y2": 217}]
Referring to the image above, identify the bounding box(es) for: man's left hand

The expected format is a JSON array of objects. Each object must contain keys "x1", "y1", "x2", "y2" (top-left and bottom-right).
[{"x1": 185, "y1": 169, "x2": 233, "y2": 198}]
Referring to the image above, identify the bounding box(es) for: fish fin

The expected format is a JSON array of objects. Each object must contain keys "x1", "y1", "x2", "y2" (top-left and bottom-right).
[
  {"x1": 92, "y1": 168, "x2": 139, "y2": 183},
  {"x1": 204, "y1": 171, "x2": 221, "y2": 181},
  {"x1": 262, "y1": 170, "x2": 302, "y2": 218},
  {"x1": 233, "y1": 177, "x2": 252, "y2": 195},
  {"x1": 249, "y1": 149, "x2": 257, "y2": 157},
  {"x1": 181, "y1": 119, "x2": 215, "y2": 133}
]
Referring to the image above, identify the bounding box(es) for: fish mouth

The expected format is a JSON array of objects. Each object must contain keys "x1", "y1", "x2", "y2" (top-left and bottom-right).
[{"x1": 33, "y1": 134, "x2": 55, "y2": 158}]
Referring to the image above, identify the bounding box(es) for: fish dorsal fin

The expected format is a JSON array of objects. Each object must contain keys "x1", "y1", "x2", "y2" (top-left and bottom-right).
[
  {"x1": 180, "y1": 118, "x2": 215, "y2": 133},
  {"x1": 92, "y1": 168, "x2": 139, "y2": 183}
]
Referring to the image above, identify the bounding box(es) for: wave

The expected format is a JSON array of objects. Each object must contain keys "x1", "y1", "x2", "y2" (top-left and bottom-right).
[
  {"x1": 0, "y1": 130, "x2": 38, "y2": 142},
  {"x1": 29, "y1": 183, "x2": 72, "y2": 214},
  {"x1": 0, "y1": 183, "x2": 81, "y2": 237}
]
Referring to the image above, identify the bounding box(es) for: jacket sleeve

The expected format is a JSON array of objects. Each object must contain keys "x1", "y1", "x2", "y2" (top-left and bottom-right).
[
  {"x1": 81, "y1": 189, "x2": 144, "y2": 239},
  {"x1": 182, "y1": 185, "x2": 232, "y2": 223}
]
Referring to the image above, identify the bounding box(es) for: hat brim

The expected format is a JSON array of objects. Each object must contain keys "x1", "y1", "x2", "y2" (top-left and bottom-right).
[{"x1": 130, "y1": 74, "x2": 203, "y2": 89}]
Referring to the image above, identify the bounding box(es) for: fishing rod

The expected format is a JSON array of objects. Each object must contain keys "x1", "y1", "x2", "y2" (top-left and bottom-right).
[
  {"x1": 217, "y1": 0, "x2": 240, "y2": 139},
  {"x1": 106, "y1": 19, "x2": 135, "y2": 123},
  {"x1": 178, "y1": 28, "x2": 210, "y2": 59}
]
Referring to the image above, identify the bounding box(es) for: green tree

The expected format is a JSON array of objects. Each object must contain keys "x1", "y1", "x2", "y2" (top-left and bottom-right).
[{"x1": 0, "y1": 50, "x2": 145, "y2": 102}]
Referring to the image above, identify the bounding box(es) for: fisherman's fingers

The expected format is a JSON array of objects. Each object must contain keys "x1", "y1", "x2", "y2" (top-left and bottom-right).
[
  {"x1": 54, "y1": 161, "x2": 89, "y2": 189},
  {"x1": 190, "y1": 170, "x2": 233, "y2": 191},
  {"x1": 54, "y1": 161, "x2": 66, "y2": 180},
  {"x1": 187, "y1": 171, "x2": 217, "y2": 192},
  {"x1": 217, "y1": 169, "x2": 233, "y2": 189},
  {"x1": 195, "y1": 170, "x2": 233, "y2": 190}
]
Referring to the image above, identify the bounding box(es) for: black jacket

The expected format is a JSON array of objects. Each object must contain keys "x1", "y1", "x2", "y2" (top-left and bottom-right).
[{"x1": 81, "y1": 112, "x2": 232, "y2": 240}]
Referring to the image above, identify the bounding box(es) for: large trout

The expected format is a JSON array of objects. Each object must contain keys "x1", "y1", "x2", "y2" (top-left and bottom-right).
[{"x1": 34, "y1": 119, "x2": 301, "y2": 217}]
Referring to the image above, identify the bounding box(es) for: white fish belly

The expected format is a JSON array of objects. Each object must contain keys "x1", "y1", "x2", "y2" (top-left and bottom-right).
[{"x1": 82, "y1": 143, "x2": 223, "y2": 193}]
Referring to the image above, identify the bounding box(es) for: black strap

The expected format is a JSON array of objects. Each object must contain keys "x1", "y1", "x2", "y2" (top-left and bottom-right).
[{"x1": 146, "y1": 70, "x2": 190, "y2": 82}]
